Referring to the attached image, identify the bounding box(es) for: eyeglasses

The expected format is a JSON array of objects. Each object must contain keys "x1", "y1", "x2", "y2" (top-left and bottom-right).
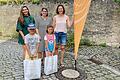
[{"x1": 29, "y1": 29, "x2": 35, "y2": 30}]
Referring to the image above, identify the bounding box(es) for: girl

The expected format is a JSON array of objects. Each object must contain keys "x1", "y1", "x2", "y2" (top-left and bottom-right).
[{"x1": 44, "y1": 25, "x2": 56, "y2": 56}]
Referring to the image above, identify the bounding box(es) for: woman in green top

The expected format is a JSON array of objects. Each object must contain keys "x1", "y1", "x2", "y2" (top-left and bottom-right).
[{"x1": 16, "y1": 6, "x2": 35, "y2": 59}]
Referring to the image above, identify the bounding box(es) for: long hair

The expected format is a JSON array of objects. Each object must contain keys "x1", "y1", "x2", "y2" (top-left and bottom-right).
[
  {"x1": 56, "y1": 4, "x2": 65, "y2": 14},
  {"x1": 18, "y1": 6, "x2": 30, "y2": 25},
  {"x1": 40, "y1": 8, "x2": 48, "y2": 17}
]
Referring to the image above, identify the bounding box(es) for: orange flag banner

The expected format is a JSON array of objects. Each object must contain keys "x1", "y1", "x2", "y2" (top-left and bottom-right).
[{"x1": 74, "y1": 0, "x2": 91, "y2": 60}]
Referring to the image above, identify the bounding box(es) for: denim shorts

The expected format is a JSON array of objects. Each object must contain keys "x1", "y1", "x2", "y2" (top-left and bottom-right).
[{"x1": 55, "y1": 32, "x2": 67, "y2": 45}]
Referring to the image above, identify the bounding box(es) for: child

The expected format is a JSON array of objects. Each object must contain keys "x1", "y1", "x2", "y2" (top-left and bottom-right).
[
  {"x1": 25, "y1": 23, "x2": 41, "y2": 59},
  {"x1": 44, "y1": 25, "x2": 56, "y2": 56}
]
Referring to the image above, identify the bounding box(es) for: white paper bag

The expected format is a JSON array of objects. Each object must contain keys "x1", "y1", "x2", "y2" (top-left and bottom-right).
[
  {"x1": 44, "y1": 55, "x2": 58, "y2": 75},
  {"x1": 24, "y1": 59, "x2": 41, "y2": 80}
]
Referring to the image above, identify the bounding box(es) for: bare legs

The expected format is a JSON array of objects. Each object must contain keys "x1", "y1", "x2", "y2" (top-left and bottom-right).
[
  {"x1": 55, "y1": 45, "x2": 59, "y2": 55},
  {"x1": 22, "y1": 45, "x2": 27, "y2": 59},
  {"x1": 60, "y1": 45, "x2": 65, "y2": 65},
  {"x1": 55, "y1": 45, "x2": 65, "y2": 65}
]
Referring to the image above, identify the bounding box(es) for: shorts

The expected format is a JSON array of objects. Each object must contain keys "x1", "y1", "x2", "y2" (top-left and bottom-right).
[{"x1": 55, "y1": 32, "x2": 67, "y2": 45}]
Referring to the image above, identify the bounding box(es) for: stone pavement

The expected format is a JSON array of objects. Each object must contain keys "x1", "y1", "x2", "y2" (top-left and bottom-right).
[{"x1": 0, "y1": 40, "x2": 120, "y2": 80}]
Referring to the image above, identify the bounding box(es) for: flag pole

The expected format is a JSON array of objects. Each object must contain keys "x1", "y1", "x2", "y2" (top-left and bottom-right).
[
  {"x1": 75, "y1": 59, "x2": 77, "y2": 70},
  {"x1": 73, "y1": 0, "x2": 91, "y2": 70},
  {"x1": 74, "y1": 49, "x2": 78, "y2": 70},
  {"x1": 74, "y1": 0, "x2": 77, "y2": 70}
]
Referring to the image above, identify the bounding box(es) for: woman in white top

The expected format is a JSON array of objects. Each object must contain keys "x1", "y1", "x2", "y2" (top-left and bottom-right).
[{"x1": 53, "y1": 4, "x2": 72, "y2": 67}]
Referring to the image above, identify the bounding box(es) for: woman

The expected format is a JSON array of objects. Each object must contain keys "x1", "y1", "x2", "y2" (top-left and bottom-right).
[
  {"x1": 53, "y1": 4, "x2": 72, "y2": 67},
  {"x1": 35, "y1": 8, "x2": 52, "y2": 58},
  {"x1": 16, "y1": 6, "x2": 35, "y2": 59}
]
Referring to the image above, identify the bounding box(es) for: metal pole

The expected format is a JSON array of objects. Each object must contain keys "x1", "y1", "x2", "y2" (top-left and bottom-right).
[{"x1": 75, "y1": 60, "x2": 77, "y2": 70}]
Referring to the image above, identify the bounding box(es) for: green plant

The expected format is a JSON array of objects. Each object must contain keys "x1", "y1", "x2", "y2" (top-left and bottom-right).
[
  {"x1": 0, "y1": 0, "x2": 41, "y2": 5},
  {"x1": 32, "y1": 0, "x2": 40, "y2": 4},
  {"x1": 1, "y1": 26, "x2": 18, "y2": 39},
  {"x1": 80, "y1": 38, "x2": 95, "y2": 46},
  {"x1": 113, "y1": 0, "x2": 120, "y2": 3},
  {"x1": 66, "y1": 31, "x2": 74, "y2": 49},
  {"x1": 11, "y1": 31, "x2": 18, "y2": 39},
  {"x1": 51, "y1": 0, "x2": 70, "y2": 3},
  {"x1": 113, "y1": 0, "x2": 120, "y2": 5},
  {"x1": 10, "y1": 26, "x2": 18, "y2": 39},
  {"x1": 99, "y1": 43, "x2": 107, "y2": 47},
  {"x1": 0, "y1": 26, "x2": 5, "y2": 36},
  {"x1": 0, "y1": 0, "x2": 7, "y2": 5},
  {"x1": 17, "y1": 0, "x2": 24, "y2": 4},
  {"x1": 67, "y1": 31, "x2": 96, "y2": 49}
]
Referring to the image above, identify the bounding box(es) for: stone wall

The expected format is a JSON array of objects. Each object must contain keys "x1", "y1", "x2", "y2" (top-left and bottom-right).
[
  {"x1": 0, "y1": 2, "x2": 73, "y2": 37},
  {"x1": 0, "y1": 0, "x2": 120, "y2": 47},
  {"x1": 84, "y1": 0, "x2": 120, "y2": 47}
]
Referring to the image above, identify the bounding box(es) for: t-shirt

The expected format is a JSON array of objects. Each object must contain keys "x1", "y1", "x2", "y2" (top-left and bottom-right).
[
  {"x1": 54, "y1": 15, "x2": 68, "y2": 33},
  {"x1": 44, "y1": 34, "x2": 56, "y2": 52},
  {"x1": 25, "y1": 33, "x2": 40, "y2": 54}
]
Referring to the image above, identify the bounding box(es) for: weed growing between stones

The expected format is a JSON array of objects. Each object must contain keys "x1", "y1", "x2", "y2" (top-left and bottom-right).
[{"x1": 99, "y1": 43, "x2": 107, "y2": 47}]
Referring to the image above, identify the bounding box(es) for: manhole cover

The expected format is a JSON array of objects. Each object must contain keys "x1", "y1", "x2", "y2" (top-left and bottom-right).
[
  {"x1": 55, "y1": 67, "x2": 86, "y2": 80},
  {"x1": 62, "y1": 69, "x2": 80, "y2": 78}
]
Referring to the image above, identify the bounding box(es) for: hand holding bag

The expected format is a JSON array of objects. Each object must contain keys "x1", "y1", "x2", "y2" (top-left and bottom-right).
[
  {"x1": 24, "y1": 56, "x2": 41, "y2": 80},
  {"x1": 44, "y1": 55, "x2": 58, "y2": 75}
]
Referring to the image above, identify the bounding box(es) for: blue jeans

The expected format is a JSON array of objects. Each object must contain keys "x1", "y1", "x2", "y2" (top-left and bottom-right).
[{"x1": 55, "y1": 32, "x2": 67, "y2": 45}]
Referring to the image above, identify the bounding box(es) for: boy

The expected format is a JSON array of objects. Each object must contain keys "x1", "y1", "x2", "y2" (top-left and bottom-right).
[{"x1": 25, "y1": 23, "x2": 40, "y2": 59}]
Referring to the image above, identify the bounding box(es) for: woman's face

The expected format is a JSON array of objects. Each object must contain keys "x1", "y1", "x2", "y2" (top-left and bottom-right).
[
  {"x1": 22, "y1": 7, "x2": 29, "y2": 16},
  {"x1": 58, "y1": 6, "x2": 64, "y2": 14},
  {"x1": 41, "y1": 9, "x2": 48, "y2": 17}
]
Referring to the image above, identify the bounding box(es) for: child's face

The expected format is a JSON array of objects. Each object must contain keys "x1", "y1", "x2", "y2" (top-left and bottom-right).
[
  {"x1": 28, "y1": 29, "x2": 36, "y2": 35},
  {"x1": 48, "y1": 27, "x2": 53, "y2": 34}
]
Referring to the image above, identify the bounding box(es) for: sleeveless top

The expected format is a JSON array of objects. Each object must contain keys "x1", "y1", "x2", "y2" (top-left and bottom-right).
[{"x1": 54, "y1": 15, "x2": 68, "y2": 33}]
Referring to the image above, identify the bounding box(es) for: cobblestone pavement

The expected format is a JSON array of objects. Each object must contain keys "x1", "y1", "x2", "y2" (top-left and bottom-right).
[{"x1": 0, "y1": 40, "x2": 120, "y2": 80}]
